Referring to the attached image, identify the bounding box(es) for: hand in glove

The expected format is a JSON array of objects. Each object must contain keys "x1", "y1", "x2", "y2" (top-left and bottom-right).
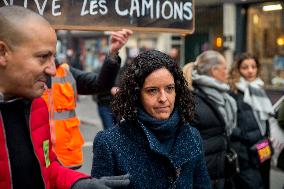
[{"x1": 72, "y1": 174, "x2": 130, "y2": 189}]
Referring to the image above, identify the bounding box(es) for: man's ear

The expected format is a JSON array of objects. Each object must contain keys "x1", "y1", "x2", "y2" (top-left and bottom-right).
[{"x1": 0, "y1": 41, "x2": 8, "y2": 67}]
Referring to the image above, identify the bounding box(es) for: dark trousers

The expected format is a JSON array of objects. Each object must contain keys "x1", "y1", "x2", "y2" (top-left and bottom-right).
[
  {"x1": 259, "y1": 159, "x2": 271, "y2": 189},
  {"x1": 98, "y1": 105, "x2": 116, "y2": 130}
]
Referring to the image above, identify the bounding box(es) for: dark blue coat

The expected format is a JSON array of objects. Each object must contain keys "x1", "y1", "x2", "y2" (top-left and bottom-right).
[{"x1": 91, "y1": 120, "x2": 211, "y2": 189}]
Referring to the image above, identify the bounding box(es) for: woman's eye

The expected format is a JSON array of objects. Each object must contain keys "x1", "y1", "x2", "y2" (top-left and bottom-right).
[
  {"x1": 147, "y1": 88, "x2": 157, "y2": 95},
  {"x1": 166, "y1": 86, "x2": 175, "y2": 93}
]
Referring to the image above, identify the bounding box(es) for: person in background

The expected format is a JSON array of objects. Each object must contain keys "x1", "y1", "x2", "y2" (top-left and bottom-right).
[
  {"x1": 277, "y1": 99, "x2": 284, "y2": 129},
  {"x1": 42, "y1": 29, "x2": 132, "y2": 169},
  {"x1": 91, "y1": 50, "x2": 211, "y2": 189},
  {"x1": 271, "y1": 70, "x2": 284, "y2": 87},
  {"x1": 94, "y1": 56, "x2": 134, "y2": 130},
  {"x1": 0, "y1": 5, "x2": 130, "y2": 189},
  {"x1": 169, "y1": 47, "x2": 180, "y2": 63},
  {"x1": 229, "y1": 53, "x2": 274, "y2": 189},
  {"x1": 276, "y1": 98, "x2": 284, "y2": 178},
  {"x1": 183, "y1": 50, "x2": 237, "y2": 189}
]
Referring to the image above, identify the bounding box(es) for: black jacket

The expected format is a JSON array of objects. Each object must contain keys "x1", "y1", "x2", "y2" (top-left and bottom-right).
[
  {"x1": 230, "y1": 91, "x2": 269, "y2": 189},
  {"x1": 95, "y1": 61, "x2": 128, "y2": 106},
  {"x1": 190, "y1": 87, "x2": 227, "y2": 181},
  {"x1": 230, "y1": 91, "x2": 266, "y2": 168},
  {"x1": 70, "y1": 55, "x2": 121, "y2": 95}
]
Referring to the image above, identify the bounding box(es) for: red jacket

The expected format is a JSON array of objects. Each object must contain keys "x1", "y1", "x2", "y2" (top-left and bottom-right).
[{"x1": 0, "y1": 98, "x2": 89, "y2": 189}]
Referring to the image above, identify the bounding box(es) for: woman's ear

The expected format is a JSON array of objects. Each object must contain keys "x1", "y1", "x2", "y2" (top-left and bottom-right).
[
  {"x1": 0, "y1": 41, "x2": 8, "y2": 67},
  {"x1": 210, "y1": 66, "x2": 218, "y2": 78}
]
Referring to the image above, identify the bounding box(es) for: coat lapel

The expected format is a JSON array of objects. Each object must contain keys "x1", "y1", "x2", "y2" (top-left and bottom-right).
[{"x1": 169, "y1": 123, "x2": 202, "y2": 169}]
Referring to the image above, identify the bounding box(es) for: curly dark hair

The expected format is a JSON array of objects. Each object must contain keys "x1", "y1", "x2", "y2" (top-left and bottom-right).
[{"x1": 112, "y1": 50, "x2": 195, "y2": 123}]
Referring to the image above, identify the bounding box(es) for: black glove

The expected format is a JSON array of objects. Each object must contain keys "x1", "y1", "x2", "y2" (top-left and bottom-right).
[{"x1": 71, "y1": 174, "x2": 130, "y2": 189}]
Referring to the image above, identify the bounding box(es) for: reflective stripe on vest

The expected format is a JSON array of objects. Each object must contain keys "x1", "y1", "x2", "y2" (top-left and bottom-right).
[
  {"x1": 52, "y1": 76, "x2": 76, "y2": 86},
  {"x1": 53, "y1": 109, "x2": 76, "y2": 120}
]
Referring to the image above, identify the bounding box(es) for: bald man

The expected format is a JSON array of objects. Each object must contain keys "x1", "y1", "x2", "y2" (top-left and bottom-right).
[{"x1": 0, "y1": 5, "x2": 129, "y2": 189}]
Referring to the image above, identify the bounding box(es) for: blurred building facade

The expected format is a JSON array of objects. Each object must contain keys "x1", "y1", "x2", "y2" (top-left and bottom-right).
[
  {"x1": 56, "y1": 0, "x2": 284, "y2": 87},
  {"x1": 185, "y1": 0, "x2": 284, "y2": 88}
]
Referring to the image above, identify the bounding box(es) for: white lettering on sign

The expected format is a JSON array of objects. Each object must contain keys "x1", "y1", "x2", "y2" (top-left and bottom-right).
[
  {"x1": 90, "y1": 0, "x2": 99, "y2": 15},
  {"x1": 34, "y1": 0, "x2": 48, "y2": 15},
  {"x1": 115, "y1": 0, "x2": 128, "y2": 16},
  {"x1": 114, "y1": 0, "x2": 193, "y2": 21},
  {"x1": 14, "y1": 0, "x2": 62, "y2": 16},
  {"x1": 2, "y1": 0, "x2": 12, "y2": 5},
  {"x1": 52, "y1": 0, "x2": 61, "y2": 16},
  {"x1": 2, "y1": 0, "x2": 8, "y2": 5},
  {"x1": 129, "y1": 0, "x2": 139, "y2": 17},
  {"x1": 81, "y1": 0, "x2": 88, "y2": 15},
  {"x1": 156, "y1": 0, "x2": 160, "y2": 19},
  {"x1": 161, "y1": 1, "x2": 173, "y2": 20},
  {"x1": 1, "y1": 0, "x2": 192, "y2": 21},
  {"x1": 141, "y1": 0, "x2": 153, "y2": 19},
  {"x1": 183, "y1": 2, "x2": 192, "y2": 20},
  {"x1": 98, "y1": 0, "x2": 107, "y2": 15},
  {"x1": 81, "y1": 0, "x2": 108, "y2": 16},
  {"x1": 0, "y1": 0, "x2": 193, "y2": 32},
  {"x1": 174, "y1": 2, "x2": 182, "y2": 20}
]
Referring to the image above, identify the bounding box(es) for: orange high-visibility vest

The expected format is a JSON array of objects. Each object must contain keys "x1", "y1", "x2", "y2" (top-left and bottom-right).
[{"x1": 42, "y1": 63, "x2": 84, "y2": 168}]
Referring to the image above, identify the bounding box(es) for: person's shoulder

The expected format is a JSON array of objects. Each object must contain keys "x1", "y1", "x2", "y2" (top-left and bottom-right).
[
  {"x1": 93, "y1": 127, "x2": 119, "y2": 148},
  {"x1": 94, "y1": 120, "x2": 132, "y2": 142},
  {"x1": 95, "y1": 125, "x2": 120, "y2": 139},
  {"x1": 31, "y1": 97, "x2": 48, "y2": 113},
  {"x1": 193, "y1": 88, "x2": 209, "y2": 103},
  {"x1": 93, "y1": 120, "x2": 140, "y2": 153}
]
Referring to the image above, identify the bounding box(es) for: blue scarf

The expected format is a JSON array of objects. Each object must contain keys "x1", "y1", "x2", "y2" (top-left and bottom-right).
[{"x1": 137, "y1": 107, "x2": 180, "y2": 155}]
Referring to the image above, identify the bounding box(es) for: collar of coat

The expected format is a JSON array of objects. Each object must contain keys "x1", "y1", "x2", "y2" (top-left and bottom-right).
[
  {"x1": 0, "y1": 92, "x2": 21, "y2": 104},
  {"x1": 138, "y1": 121, "x2": 203, "y2": 169}
]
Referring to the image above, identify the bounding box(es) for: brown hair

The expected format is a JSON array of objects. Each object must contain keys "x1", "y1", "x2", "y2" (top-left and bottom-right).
[{"x1": 228, "y1": 52, "x2": 260, "y2": 93}]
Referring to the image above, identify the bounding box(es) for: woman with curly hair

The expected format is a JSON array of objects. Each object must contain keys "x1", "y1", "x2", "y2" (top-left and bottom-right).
[
  {"x1": 91, "y1": 50, "x2": 211, "y2": 189},
  {"x1": 183, "y1": 50, "x2": 237, "y2": 189},
  {"x1": 228, "y1": 53, "x2": 273, "y2": 189}
]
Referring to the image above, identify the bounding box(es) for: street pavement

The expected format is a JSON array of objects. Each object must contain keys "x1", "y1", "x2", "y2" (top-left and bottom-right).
[
  {"x1": 76, "y1": 95, "x2": 284, "y2": 188},
  {"x1": 76, "y1": 95, "x2": 102, "y2": 175}
]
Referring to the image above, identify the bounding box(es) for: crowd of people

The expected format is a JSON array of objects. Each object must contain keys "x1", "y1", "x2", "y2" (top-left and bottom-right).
[{"x1": 0, "y1": 5, "x2": 279, "y2": 189}]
